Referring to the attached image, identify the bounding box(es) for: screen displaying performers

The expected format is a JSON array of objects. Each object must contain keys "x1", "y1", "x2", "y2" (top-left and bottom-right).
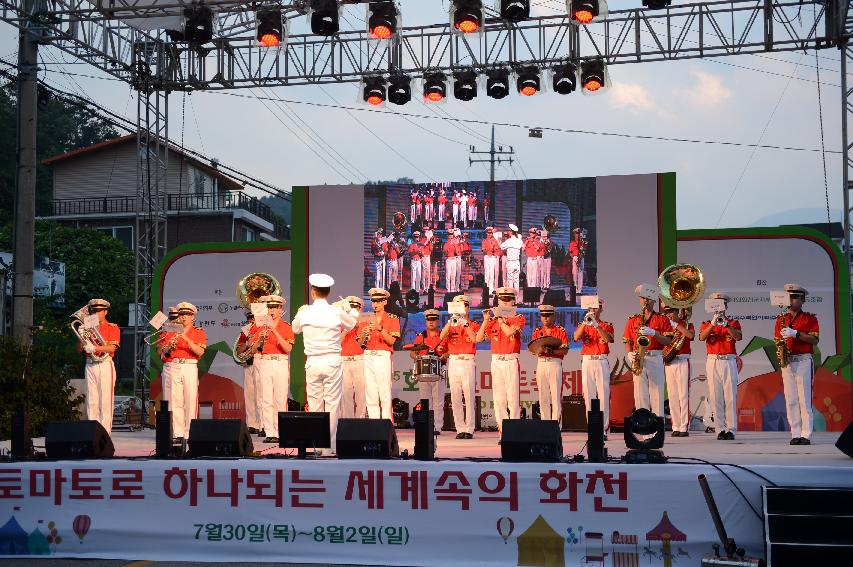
[{"x1": 363, "y1": 178, "x2": 597, "y2": 312}]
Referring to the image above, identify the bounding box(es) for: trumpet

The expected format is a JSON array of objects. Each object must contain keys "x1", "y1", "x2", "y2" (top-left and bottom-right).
[
  {"x1": 583, "y1": 311, "x2": 595, "y2": 325},
  {"x1": 449, "y1": 315, "x2": 465, "y2": 326},
  {"x1": 712, "y1": 312, "x2": 728, "y2": 327},
  {"x1": 70, "y1": 310, "x2": 108, "y2": 362}
]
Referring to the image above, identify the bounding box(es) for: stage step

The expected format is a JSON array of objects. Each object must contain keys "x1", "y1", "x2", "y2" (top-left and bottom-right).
[{"x1": 763, "y1": 486, "x2": 853, "y2": 567}]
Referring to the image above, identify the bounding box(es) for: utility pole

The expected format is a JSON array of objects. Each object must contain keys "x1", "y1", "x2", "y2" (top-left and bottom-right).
[
  {"x1": 12, "y1": 0, "x2": 39, "y2": 344},
  {"x1": 469, "y1": 125, "x2": 514, "y2": 182}
]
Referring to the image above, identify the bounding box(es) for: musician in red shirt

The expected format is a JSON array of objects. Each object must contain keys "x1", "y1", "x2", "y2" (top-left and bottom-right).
[
  {"x1": 533, "y1": 304, "x2": 571, "y2": 424},
  {"x1": 699, "y1": 292, "x2": 742, "y2": 440},
  {"x1": 372, "y1": 228, "x2": 387, "y2": 290},
  {"x1": 361, "y1": 288, "x2": 401, "y2": 420},
  {"x1": 235, "y1": 311, "x2": 261, "y2": 434},
  {"x1": 623, "y1": 284, "x2": 673, "y2": 417},
  {"x1": 662, "y1": 302, "x2": 695, "y2": 437},
  {"x1": 409, "y1": 231, "x2": 423, "y2": 293},
  {"x1": 440, "y1": 295, "x2": 480, "y2": 438},
  {"x1": 419, "y1": 231, "x2": 435, "y2": 293},
  {"x1": 341, "y1": 296, "x2": 367, "y2": 419},
  {"x1": 160, "y1": 301, "x2": 207, "y2": 441},
  {"x1": 569, "y1": 228, "x2": 587, "y2": 291},
  {"x1": 524, "y1": 228, "x2": 543, "y2": 289},
  {"x1": 444, "y1": 231, "x2": 461, "y2": 293},
  {"x1": 775, "y1": 283, "x2": 819, "y2": 445},
  {"x1": 481, "y1": 226, "x2": 501, "y2": 297},
  {"x1": 424, "y1": 192, "x2": 434, "y2": 224},
  {"x1": 437, "y1": 191, "x2": 448, "y2": 223},
  {"x1": 81, "y1": 298, "x2": 120, "y2": 434},
  {"x1": 467, "y1": 192, "x2": 477, "y2": 225},
  {"x1": 477, "y1": 287, "x2": 526, "y2": 435},
  {"x1": 574, "y1": 298, "x2": 615, "y2": 432},
  {"x1": 452, "y1": 191, "x2": 461, "y2": 224},
  {"x1": 410, "y1": 309, "x2": 449, "y2": 432}
]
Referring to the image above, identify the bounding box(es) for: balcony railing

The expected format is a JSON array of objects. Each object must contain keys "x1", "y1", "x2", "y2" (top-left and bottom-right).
[{"x1": 46, "y1": 191, "x2": 290, "y2": 239}]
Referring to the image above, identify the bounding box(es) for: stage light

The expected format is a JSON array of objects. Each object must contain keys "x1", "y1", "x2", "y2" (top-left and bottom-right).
[
  {"x1": 388, "y1": 74, "x2": 412, "y2": 105},
  {"x1": 362, "y1": 76, "x2": 387, "y2": 106},
  {"x1": 423, "y1": 72, "x2": 447, "y2": 102},
  {"x1": 453, "y1": 69, "x2": 478, "y2": 101},
  {"x1": 642, "y1": 0, "x2": 672, "y2": 8},
  {"x1": 568, "y1": 0, "x2": 601, "y2": 25},
  {"x1": 516, "y1": 66, "x2": 541, "y2": 96},
  {"x1": 623, "y1": 408, "x2": 667, "y2": 464},
  {"x1": 552, "y1": 62, "x2": 577, "y2": 94},
  {"x1": 500, "y1": 0, "x2": 530, "y2": 22},
  {"x1": 486, "y1": 68, "x2": 511, "y2": 100},
  {"x1": 452, "y1": 0, "x2": 483, "y2": 34},
  {"x1": 368, "y1": 1, "x2": 398, "y2": 39},
  {"x1": 581, "y1": 59, "x2": 606, "y2": 92},
  {"x1": 310, "y1": 0, "x2": 340, "y2": 36},
  {"x1": 183, "y1": 5, "x2": 214, "y2": 44},
  {"x1": 256, "y1": 9, "x2": 283, "y2": 47}
]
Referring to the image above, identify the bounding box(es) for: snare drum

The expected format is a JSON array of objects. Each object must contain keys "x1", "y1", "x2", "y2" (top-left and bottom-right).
[{"x1": 414, "y1": 354, "x2": 443, "y2": 383}]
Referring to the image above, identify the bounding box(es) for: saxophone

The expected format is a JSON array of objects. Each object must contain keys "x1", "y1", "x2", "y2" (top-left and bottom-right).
[
  {"x1": 631, "y1": 318, "x2": 651, "y2": 375},
  {"x1": 775, "y1": 312, "x2": 790, "y2": 369},
  {"x1": 662, "y1": 327, "x2": 685, "y2": 365}
]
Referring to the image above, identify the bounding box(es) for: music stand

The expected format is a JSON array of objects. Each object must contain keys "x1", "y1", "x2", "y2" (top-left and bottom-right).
[{"x1": 278, "y1": 412, "x2": 331, "y2": 458}]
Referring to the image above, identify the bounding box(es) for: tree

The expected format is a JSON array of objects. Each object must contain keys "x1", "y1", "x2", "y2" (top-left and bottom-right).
[{"x1": 0, "y1": 80, "x2": 119, "y2": 223}]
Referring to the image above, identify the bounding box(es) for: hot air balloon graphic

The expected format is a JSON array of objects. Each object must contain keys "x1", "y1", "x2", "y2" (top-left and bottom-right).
[
  {"x1": 496, "y1": 516, "x2": 514, "y2": 544},
  {"x1": 72, "y1": 515, "x2": 90, "y2": 544}
]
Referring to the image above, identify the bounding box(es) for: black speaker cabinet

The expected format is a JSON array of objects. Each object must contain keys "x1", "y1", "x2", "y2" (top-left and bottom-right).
[
  {"x1": 500, "y1": 419, "x2": 563, "y2": 462},
  {"x1": 562, "y1": 394, "x2": 588, "y2": 432},
  {"x1": 336, "y1": 418, "x2": 399, "y2": 459},
  {"x1": 45, "y1": 420, "x2": 115, "y2": 459},
  {"x1": 187, "y1": 419, "x2": 254, "y2": 457},
  {"x1": 835, "y1": 420, "x2": 853, "y2": 458}
]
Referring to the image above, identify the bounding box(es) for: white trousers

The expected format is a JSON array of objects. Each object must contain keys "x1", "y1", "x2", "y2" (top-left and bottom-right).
[
  {"x1": 445, "y1": 258, "x2": 458, "y2": 292},
  {"x1": 541, "y1": 257, "x2": 551, "y2": 288},
  {"x1": 418, "y1": 375, "x2": 446, "y2": 431},
  {"x1": 572, "y1": 256, "x2": 585, "y2": 290},
  {"x1": 506, "y1": 259, "x2": 521, "y2": 291},
  {"x1": 581, "y1": 356, "x2": 611, "y2": 429},
  {"x1": 460, "y1": 202, "x2": 467, "y2": 225},
  {"x1": 364, "y1": 351, "x2": 392, "y2": 419},
  {"x1": 526, "y1": 257, "x2": 539, "y2": 288},
  {"x1": 421, "y1": 256, "x2": 431, "y2": 291},
  {"x1": 388, "y1": 258, "x2": 399, "y2": 284},
  {"x1": 425, "y1": 204, "x2": 432, "y2": 222},
  {"x1": 501, "y1": 256, "x2": 508, "y2": 287},
  {"x1": 633, "y1": 353, "x2": 665, "y2": 417},
  {"x1": 162, "y1": 361, "x2": 198, "y2": 439},
  {"x1": 243, "y1": 364, "x2": 259, "y2": 429},
  {"x1": 448, "y1": 357, "x2": 476, "y2": 434},
  {"x1": 484, "y1": 255, "x2": 499, "y2": 294},
  {"x1": 410, "y1": 259, "x2": 422, "y2": 292},
  {"x1": 410, "y1": 204, "x2": 416, "y2": 222},
  {"x1": 374, "y1": 259, "x2": 385, "y2": 290},
  {"x1": 468, "y1": 204, "x2": 476, "y2": 222},
  {"x1": 536, "y1": 357, "x2": 564, "y2": 423},
  {"x1": 305, "y1": 354, "x2": 343, "y2": 451},
  {"x1": 452, "y1": 204, "x2": 459, "y2": 223},
  {"x1": 491, "y1": 356, "x2": 521, "y2": 433},
  {"x1": 341, "y1": 357, "x2": 365, "y2": 419},
  {"x1": 255, "y1": 357, "x2": 289, "y2": 438},
  {"x1": 665, "y1": 356, "x2": 690, "y2": 433},
  {"x1": 706, "y1": 357, "x2": 738, "y2": 433},
  {"x1": 454, "y1": 257, "x2": 463, "y2": 291},
  {"x1": 85, "y1": 359, "x2": 116, "y2": 434},
  {"x1": 782, "y1": 356, "x2": 813, "y2": 439},
  {"x1": 438, "y1": 203, "x2": 445, "y2": 221}
]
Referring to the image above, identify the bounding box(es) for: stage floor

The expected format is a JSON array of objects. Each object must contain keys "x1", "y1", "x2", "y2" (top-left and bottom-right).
[{"x1": 13, "y1": 427, "x2": 849, "y2": 467}]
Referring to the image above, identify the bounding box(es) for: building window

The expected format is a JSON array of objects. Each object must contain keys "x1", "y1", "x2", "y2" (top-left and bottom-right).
[
  {"x1": 95, "y1": 226, "x2": 134, "y2": 249},
  {"x1": 188, "y1": 164, "x2": 212, "y2": 196},
  {"x1": 241, "y1": 226, "x2": 256, "y2": 242}
]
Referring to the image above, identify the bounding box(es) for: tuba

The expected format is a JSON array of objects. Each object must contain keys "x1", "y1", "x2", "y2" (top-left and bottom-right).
[
  {"x1": 70, "y1": 309, "x2": 108, "y2": 362},
  {"x1": 393, "y1": 211, "x2": 408, "y2": 231},
  {"x1": 659, "y1": 263, "x2": 704, "y2": 364},
  {"x1": 543, "y1": 214, "x2": 558, "y2": 234},
  {"x1": 233, "y1": 272, "x2": 281, "y2": 365}
]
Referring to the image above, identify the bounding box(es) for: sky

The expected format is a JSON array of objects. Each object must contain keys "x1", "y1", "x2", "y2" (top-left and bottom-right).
[{"x1": 0, "y1": 0, "x2": 845, "y2": 231}]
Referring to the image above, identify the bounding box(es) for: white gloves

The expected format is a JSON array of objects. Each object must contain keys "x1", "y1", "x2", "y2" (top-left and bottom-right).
[
  {"x1": 589, "y1": 319, "x2": 599, "y2": 329},
  {"x1": 83, "y1": 344, "x2": 95, "y2": 354},
  {"x1": 639, "y1": 326, "x2": 656, "y2": 337},
  {"x1": 670, "y1": 320, "x2": 678, "y2": 329},
  {"x1": 780, "y1": 327, "x2": 798, "y2": 339}
]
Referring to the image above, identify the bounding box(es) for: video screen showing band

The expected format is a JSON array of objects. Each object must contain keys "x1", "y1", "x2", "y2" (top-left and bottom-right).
[{"x1": 363, "y1": 179, "x2": 597, "y2": 348}]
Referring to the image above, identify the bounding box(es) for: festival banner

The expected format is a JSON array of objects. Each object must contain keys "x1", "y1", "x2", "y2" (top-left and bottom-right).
[{"x1": 1, "y1": 459, "x2": 846, "y2": 564}]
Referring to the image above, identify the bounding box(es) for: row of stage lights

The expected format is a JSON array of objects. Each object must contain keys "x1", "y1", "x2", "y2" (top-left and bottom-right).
[{"x1": 361, "y1": 60, "x2": 607, "y2": 107}]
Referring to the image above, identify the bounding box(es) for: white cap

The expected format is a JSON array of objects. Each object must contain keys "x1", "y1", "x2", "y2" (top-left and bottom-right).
[
  {"x1": 634, "y1": 284, "x2": 660, "y2": 301},
  {"x1": 508, "y1": 223, "x2": 519, "y2": 232},
  {"x1": 454, "y1": 228, "x2": 461, "y2": 236},
  {"x1": 309, "y1": 273, "x2": 334, "y2": 288},
  {"x1": 176, "y1": 301, "x2": 197, "y2": 315}
]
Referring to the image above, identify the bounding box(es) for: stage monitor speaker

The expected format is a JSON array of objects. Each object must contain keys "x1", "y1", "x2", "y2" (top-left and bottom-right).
[
  {"x1": 45, "y1": 420, "x2": 115, "y2": 459},
  {"x1": 155, "y1": 400, "x2": 173, "y2": 458},
  {"x1": 11, "y1": 409, "x2": 31, "y2": 459},
  {"x1": 562, "y1": 394, "x2": 588, "y2": 432},
  {"x1": 522, "y1": 286, "x2": 541, "y2": 305},
  {"x1": 279, "y1": 412, "x2": 330, "y2": 457},
  {"x1": 567, "y1": 284, "x2": 578, "y2": 307},
  {"x1": 835, "y1": 420, "x2": 853, "y2": 458},
  {"x1": 413, "y1": 399, "x2": 435, "y2": 460},
  {"x1": 337, "y1": 419, "x2": 399, "y2": 459},
  {"x1": 500, "y1": 419, "x2": 563, "y2": 462},
  {"x1": 542, "y1": 289, "x2": 565, "y2": 307},
  {"x1": 187, "y1": 419, "x2": 254, "y2": 458}
]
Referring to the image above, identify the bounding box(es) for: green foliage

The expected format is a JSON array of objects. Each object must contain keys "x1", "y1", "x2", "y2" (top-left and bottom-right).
[
  {"x1": 0, "y1": 82, "x2": 119, "y2": 223},
  {"x1": 0, "y1": 221, "x2": 134, "y2": 377},
  {"x1": 0, "y1": 337, "x2": 82, "y2": 439},
  {"x1": 258, "y1": 195, "x2": 292, "y2": 226}
]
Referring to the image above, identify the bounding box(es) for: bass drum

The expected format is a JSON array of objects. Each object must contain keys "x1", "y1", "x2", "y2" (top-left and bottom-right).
[{"x1": 414, "y1": 354, "x2": 443, "y2": 383}]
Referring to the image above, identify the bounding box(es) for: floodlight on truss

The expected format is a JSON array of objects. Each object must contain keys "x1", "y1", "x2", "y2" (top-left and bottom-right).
[
  {"x1": 362, "y1": 75, "x2": 387, "y2": 106},
  {"x1": 310, "y1": 0, "x2": 340, "y2": 36},
  {"x1": 580, "y1": 59, "x2": 609, "y2": 94},
  {"x1": 453, "y1": 69, "x2": 479, "y2": 101},
  {"x1": 567, "y1": 0, "x2": 608, "y2": 26},
  {"x1": 423, "y1": 71, "x2": 448, "y2": 103},
  {"x1": 516, "y1": 66, "x2": 542, "y2": 96},
  {"x1": 388, "y1": 74, "x2": 412, "y2": 105},
  {"x1": 368, "y1": 0, "x2": 400, "y2": 40},
  {"x1": 452, "y1": 0, "x2": 484, "y2": 35},
  {"x1": 499, "y1": 0, "x2": 531, "y2": 23},
  {"x1": 552, "y1": 62, "x2": 578, "y2": 94},
  {"x1": 256, "y1": 8, "x2": 285, "y2": 48},
  {"x1": 486, "y1": 67, "x2": 511, "y2": 99}
]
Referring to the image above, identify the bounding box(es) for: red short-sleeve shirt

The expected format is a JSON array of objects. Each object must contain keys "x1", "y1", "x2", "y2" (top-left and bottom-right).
[
  {"x1": 483, "y1": 314, "x2": 526, "y2": 355},
  {"x1": 364, "y1": 313, "x2": 400, "y2": 352},
  {"x1": 577, "y1": 321, "x2": 614, "y2": 356},
  {"x1": 774, "y1": 311, "x2": 819, "y2": 355},
  {"x1": 162, "y1": 326, "x2": 207, "y2": 361},
  {"x1": 623, "y1": 312, "x2": 670, "y2": 351},
  {"x1": 700, "y1": 319, "x2": 741, "y2": 355},
  {"x1": 446, "y1": 319, "x2": 481, "y2": 355},
  {"x1": 533, "y1": 325, "x2": 571, "y2": 358}
]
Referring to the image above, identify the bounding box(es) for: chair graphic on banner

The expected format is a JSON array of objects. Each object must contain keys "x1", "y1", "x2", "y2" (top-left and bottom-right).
[
  {"x1": 611, "y1": 531, "x2": 639, "y2": 567},
  {"x1": 585, "y1": 531, "x2": 606, "y2": 565}
]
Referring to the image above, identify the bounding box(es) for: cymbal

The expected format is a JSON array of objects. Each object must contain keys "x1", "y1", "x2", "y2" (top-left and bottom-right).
[
  {"x1": 403, "y1": 343, "x2": 430, "y2": 351},
  {"x1": 527, "y1": 335, "x2": 562, "y2": 355}
]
